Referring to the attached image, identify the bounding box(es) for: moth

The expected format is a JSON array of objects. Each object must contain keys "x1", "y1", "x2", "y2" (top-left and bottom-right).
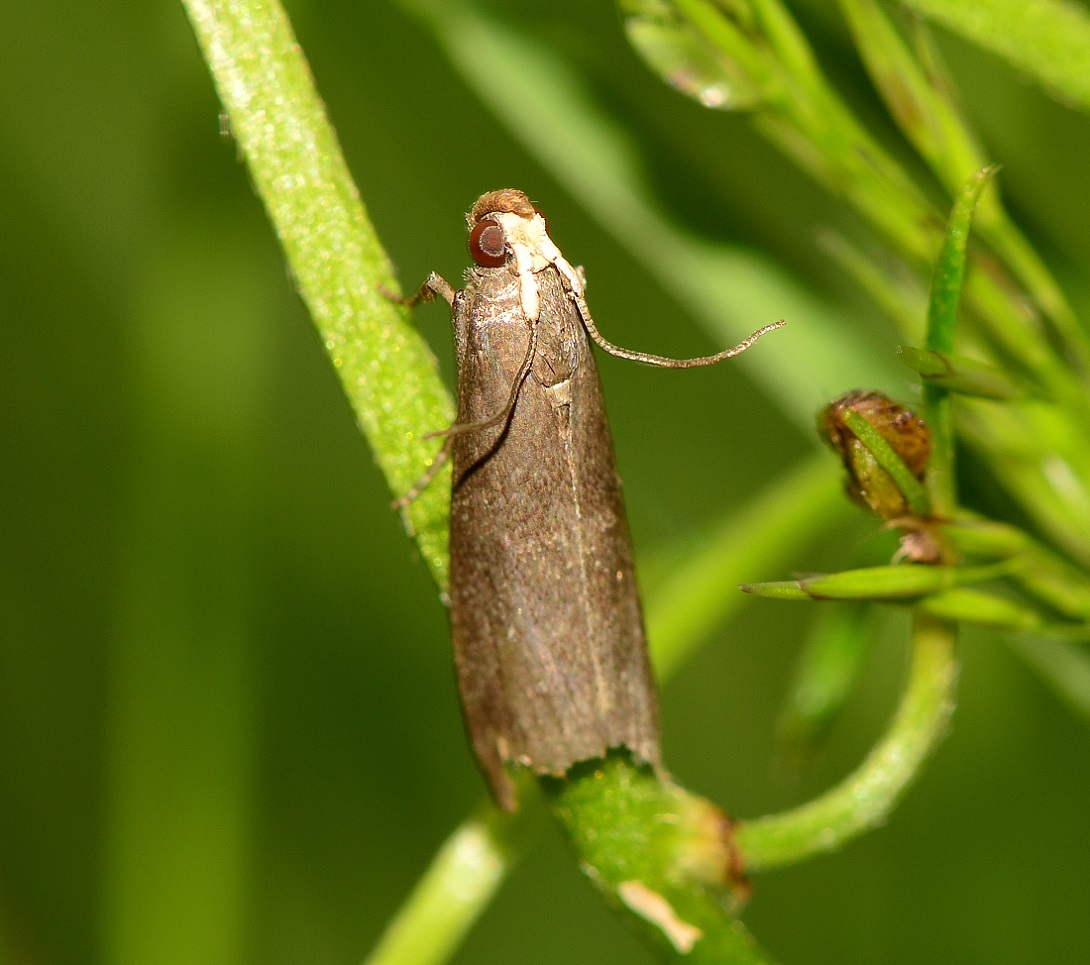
[{"x1": 406, "y1": 189, "x2": 782, "y2": 810}]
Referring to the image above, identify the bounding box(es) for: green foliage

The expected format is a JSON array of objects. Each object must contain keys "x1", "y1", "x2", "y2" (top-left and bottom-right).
[
  {"x1": 4, "y1": 0, "x2": 1090, "y2": 964},
  {"x1": 903, "y1": 0, "x2": 1090, "y2": 111}
]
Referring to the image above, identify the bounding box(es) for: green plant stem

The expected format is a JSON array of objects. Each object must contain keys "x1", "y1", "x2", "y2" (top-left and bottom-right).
[
  {"x1": 364, "y1": 784, "x2": 543, "y2": 965},
  {"x1": 182, "y1": 0, "x2": 454, "y2": 587},
  {"x1": 737, "y1": 613, "x2": 959, "y2": 870},
  {"x1": 549, "y1": 758, "x2": 774, "y2": 964}
]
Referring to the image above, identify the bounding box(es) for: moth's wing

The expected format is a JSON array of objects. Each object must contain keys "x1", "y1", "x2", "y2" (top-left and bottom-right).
[{"x1": 449, "y1": 267, "x2": 659, "y2": 810}]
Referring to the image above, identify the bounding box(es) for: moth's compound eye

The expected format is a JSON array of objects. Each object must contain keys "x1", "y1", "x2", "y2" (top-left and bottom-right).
[{"x1": 469, "y1": 218, "x2": 506, "y2": 267}]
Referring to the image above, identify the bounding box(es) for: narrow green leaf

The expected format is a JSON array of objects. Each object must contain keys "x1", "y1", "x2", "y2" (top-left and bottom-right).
[
  {"x1": 915, "y1": 588, "x2": 1044, "y2": 629},
  {"x1": 898, "y1": 345, "x2": 1021, "y2": 399},
  {"x1": 903, "y1": 0, "x2": 1090, "y2": 113},
  {"x1": 364, "y1": 784, "x2": 543, "y2": 965},
  {"x1": 838, "y1": 0, "x2": 989, "y2": 201},
  {"x1": 840, "y1": 406, "x2": 931, "y2": 516},
  {"x1": 777, "y1": 604, "x2": 875, "y2": 764},
  {"x1": 1008, "y1": 636, "x2": 1090, "y2": 722},
  {"x1": 927, "y1": 167, "x2": 997, "y2": 356},
  {"x1": 938, "y1": 516, "x2": 1031, "y2": 556},
  {"x1": 740, "y1": 581, "x2": 812, "y2": 600},
  {"x1": 924, "y1": 165, "x2": 997, "y2": 514},
  {"x1": 799, "y1": 564, "x2": 955, "y2": 599},
  {"x1": 798, "y1": 560, "x2": 1014, "y2": 600}
]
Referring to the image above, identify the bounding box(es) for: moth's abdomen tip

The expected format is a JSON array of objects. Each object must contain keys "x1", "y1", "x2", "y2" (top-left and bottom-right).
[{"x1": 492, "y1": 779, "x2": 519, "y2": 813}]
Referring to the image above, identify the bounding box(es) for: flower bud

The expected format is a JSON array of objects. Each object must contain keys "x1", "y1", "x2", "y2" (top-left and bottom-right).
[{"x1": 819, "y1": 390, "x2": 931, "y2": 519}]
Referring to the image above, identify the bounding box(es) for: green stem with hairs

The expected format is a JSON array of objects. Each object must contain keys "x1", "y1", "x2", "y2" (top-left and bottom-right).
[
  {"x1": 737, "y1": 613, "x2": 958, "y2": 869},
  {"x1": 182, "y1": 0, "x2": 454, "y2": 587}
]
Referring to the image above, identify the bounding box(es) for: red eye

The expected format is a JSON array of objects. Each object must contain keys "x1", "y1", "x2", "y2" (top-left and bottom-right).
[{"x1": 469, "y1": 218, "x2": 506, "y2": 267}]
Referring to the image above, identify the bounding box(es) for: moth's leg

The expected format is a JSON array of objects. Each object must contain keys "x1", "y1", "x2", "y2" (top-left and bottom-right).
[
  {"x1": 441, "y1": 317, "x2": 538, "y2": 442},
  {"x1": 392, "y1": 437, "x2": 453, "y2": 510},
  {"x1": 387, "y1": 271, "x2": 457, "y2": 308},
  {"x1": 389, "y1": 273, "x2": 459, "y2": 510},
  {"x1": 446, "y1": 318, "x2": 540, "y2": 492},
  {"x1": 397, "y1": 317, "x2": 539, "y2": 510}
]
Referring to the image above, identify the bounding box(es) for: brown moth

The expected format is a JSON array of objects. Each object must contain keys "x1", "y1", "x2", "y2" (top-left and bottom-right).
[{"x1": 407, "y1": 189, "x2": 782, "y2": 810}]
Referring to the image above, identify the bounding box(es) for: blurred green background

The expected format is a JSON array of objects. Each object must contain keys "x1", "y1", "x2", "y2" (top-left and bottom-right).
[{"x1": 2, "y1": 1, "x2": 1089, "y2": 963}]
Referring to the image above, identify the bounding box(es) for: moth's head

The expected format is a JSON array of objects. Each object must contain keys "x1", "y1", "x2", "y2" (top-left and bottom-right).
[{"x1": 466, "y1": 188, "x2": 550, "y2": 269}]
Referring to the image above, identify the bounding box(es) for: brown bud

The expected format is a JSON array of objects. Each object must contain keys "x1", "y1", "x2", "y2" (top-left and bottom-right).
[{"x1": 819, "y1": 390, "x2": 931, "y2": 519}]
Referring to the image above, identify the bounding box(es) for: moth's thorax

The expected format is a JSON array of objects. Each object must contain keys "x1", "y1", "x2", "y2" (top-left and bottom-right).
[{"x1": 462, "y1": 265, "x2": 523, "y2": 323}]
